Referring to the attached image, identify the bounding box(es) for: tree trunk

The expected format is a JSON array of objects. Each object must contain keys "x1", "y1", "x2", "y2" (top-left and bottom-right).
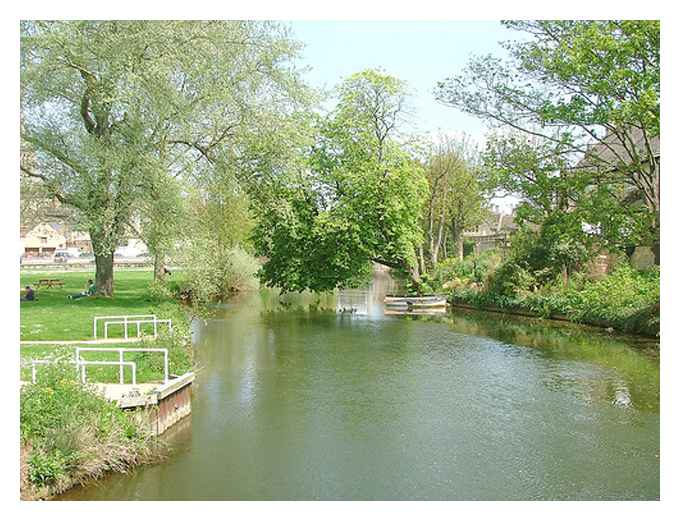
[
  {"x1": 94, "y1": 251, "x2": 114, "y2": 296},
  {"x1": 561, "y1": 264, "x2": 569, "y2": 287},
  {"x1": 409, "y1": 262, "x2": 421, "y2": 287},
  {"x1": 456, "y1": 235, "x2": 464, "y2": 261},
  {"x1": 652, "y1": 210, "x2": 660, "y2": 265},
  {"x1": 153, "y1": 250, "x2": 166, "y2": 281},
  {"x1": 418, "y1": 246, "x2": 426, "y2": 279},
  {"x1": 90, "y1": 231, "x2": 114, "y2": 297}
]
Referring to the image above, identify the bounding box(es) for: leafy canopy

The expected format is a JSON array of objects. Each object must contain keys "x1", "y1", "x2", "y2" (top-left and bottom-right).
[{"x1": 254, "y1": 69, "x2": 428, "y2": 292}]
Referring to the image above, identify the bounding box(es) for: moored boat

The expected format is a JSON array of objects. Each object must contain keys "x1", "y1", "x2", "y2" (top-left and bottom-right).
[{"x1": 384, "y1": 295, "x2": 448, "y2": 308}]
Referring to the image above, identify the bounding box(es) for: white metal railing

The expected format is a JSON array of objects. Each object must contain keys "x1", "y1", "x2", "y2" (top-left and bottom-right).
[
  {"x1": 78, "y1": 360, "x2": 137, "y2": 385},
  {"x1": 76, "y1": 347, "x2": 169, "y2": 384},
  {"x1": 93, "y1": 315, "x2": 156, "y2": 339},
  {"x1": 30, "y1": 359, "x2": 138, "y2": 385},
  {"x1": 102, "y1": 318, "x2": 172, "y2": 340}
]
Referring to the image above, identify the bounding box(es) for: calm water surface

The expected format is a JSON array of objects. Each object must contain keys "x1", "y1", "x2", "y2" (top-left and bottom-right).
[{"x1": 62, "y1": 272, "x2": 659, "y2": 500}]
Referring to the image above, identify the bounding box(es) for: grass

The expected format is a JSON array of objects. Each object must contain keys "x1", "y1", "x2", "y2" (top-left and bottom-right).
[
  {"x1": 20, "y1": 269, "x2": 194, "y2": 383},
  {"x1": 20, "y1": 363, "x2": 156, "y2": 500},
  {"x1": 20, "y1": 269, "x2": 191, "y2": 383},
  {"x1": 20, "y1": 344, "x2": 172, "y2": 384},
  {"x1": 20, "y1": 268, "x2": 194, "y2": 499},
  {"x1": 20, "y1": 270, "x2": 162, "y2": 341}
]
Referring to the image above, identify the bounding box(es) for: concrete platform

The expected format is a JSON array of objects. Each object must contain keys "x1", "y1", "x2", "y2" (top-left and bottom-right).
[{"x1": 92, "y1": 382, "x2": 159, "y2": 408}]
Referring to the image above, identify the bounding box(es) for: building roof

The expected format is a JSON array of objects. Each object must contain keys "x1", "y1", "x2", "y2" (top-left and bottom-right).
[
  {"x1": 21, "y1": 223, "x2": 67, "y2": 249},
  {"x1": 577, "y1": 127, "x2": 659, "y2": 171},
  {"x1": 464, "y1": 211, "x2": 517, "y2": 238}
]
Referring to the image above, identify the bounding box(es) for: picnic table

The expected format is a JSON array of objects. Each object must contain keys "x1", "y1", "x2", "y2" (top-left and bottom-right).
[{"x1": 35, "y1": 278, "x2": 64, "y2": 288}]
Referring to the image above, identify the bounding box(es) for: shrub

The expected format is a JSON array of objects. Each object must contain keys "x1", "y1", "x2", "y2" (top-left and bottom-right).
[
  {"x1": 182, "y1": 245, "x2": 260, "y2": 306},
  {"x1": 433, "y1": 251, "x2": 502, "y2": 291},
  {"x1": 20, "y1": 363, "x2": 153, "y2": 498},
  {"x1": 448, "y1": 254, "x2": 659, "y2": 336},
  {"x1": 561, "y1": 264, "x2": 660, "y2": 334},
  {"x1": 151, "y1": 301, "x2": 193, "y2": 375}
]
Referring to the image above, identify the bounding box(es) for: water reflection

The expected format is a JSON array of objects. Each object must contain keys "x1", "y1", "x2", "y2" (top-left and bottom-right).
[{"x1": 414, "y1": 309, "x2": 659, "y2": 414}]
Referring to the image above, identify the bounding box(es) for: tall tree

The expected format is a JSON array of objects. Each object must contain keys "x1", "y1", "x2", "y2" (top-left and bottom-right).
[
  {"x1": 435, "y1": 20, "x2": 660, "y2": 262},
  {"x1": 253, "y1": 70, "x2": 428, "y2": 292},
  {"x1": 420, "y1": 135, "x2": 487, "y2": 269},
  {"x1": 481, "y1": 133, "x2": 599, "y2": 284},
  {"x1": 20, "y1": 21, "x2": 309, "y2": 295}
]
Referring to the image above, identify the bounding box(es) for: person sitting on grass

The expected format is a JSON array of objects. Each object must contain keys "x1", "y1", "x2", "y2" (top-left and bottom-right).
[
  {"x1": 68, "y1": 279, "x2": 96, "y2": 301},
  {"x1": 21, "y1": 285, "x2": 36, "y2": 301}
]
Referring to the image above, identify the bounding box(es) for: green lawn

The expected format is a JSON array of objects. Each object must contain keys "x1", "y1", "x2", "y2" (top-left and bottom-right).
[
  {"x1": 20, "y1": 270, "x2": 160, "y2": 341},
  {"x1": 20, "y1": 269, "x2": 191, "y2": 384},
  {"x1": 20, "y1": 344, "x2": 169, "y2": 384}
]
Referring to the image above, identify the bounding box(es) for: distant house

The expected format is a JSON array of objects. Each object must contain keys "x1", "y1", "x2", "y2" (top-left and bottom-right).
[
  {"x1": 20, "y1": 223, "x2": 67, "y2": 257},
  {"x1": 576, "y1": 127, "x2": 659, "y2": 176},
  {"x1": 65, "y1": 229, "x2": 92, "y2": 253},
  {"x1": 463, "y1": 210, "x2": 518, "y2": 254},
  {"x1": 575, "y1": 127, "x2": 660, "y2": 267}
]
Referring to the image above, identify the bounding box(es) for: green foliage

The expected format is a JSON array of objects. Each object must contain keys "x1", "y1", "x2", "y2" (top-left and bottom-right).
[
  {"x1": 183, "y1": 245, "x2": 260, "y2": 306},
  {"x1": 254, "y1": 69, "x2": 428, "y2": 292},
  {"x1": 419, "y1": 134, "x2": 488, "y2": 269},
  {"x1": 27, "y1": 449, "x2": 72, "y2": 487},
  {"x1": 150, "y1": 301, "x2": 194, "y2": 375},
  {"x1": 21, "y1": 21, "x2": 312, "y2": 294},
  {"x1": 436, "y1": 20, "x2": 660, "y2": 255},
  {"x1": 449, "y1": 259, "x2": 660, "y2": 336},
  {"x1": 432, "y1": 251, "x2": 501, "y2": 289},
  {"x1": 176, "y1": 179, "x2": 260, "y2": 305},
  {"x1": 21, "y1": 363, "x2": 152, "y2": 493},
  {"x1": 559, "y1": 264, "x2": 659, "y2": 334}
]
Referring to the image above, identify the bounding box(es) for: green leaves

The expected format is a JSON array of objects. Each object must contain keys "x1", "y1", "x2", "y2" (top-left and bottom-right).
[
  {"x1": 436, "y1": 21, "x2": 660, "y2": 256},
  {"x1": 253, "y1": 70, "x2": 427, "y2": 292},
  {"x1": 22, "y1": 21, "x2": 313, "y2": 293}
]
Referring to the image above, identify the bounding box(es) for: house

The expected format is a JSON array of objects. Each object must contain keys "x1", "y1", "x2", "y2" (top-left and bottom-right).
[
  {"x1": 20, "y1": 223, "x2": 67, "y2": 258},
  {"x1": 576, "y1": 127, "x2": 660, "y2": 267},
  {"x1": 576, "y1": 127, "x2": 659, "y2": 175},
  {"x1": 463, "y1": 209, "x2": 518, "y2": 254}
]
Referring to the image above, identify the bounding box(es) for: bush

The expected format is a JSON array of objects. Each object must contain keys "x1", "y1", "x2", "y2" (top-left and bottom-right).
[
  {"x1": 182, "y1": 245, "x2": 260, "y2": 306},
  {"x1": 453, "y1": 260, "x2": 659, "y2": 336},
  {"x1": 433, "y1": 251, "x2": 502, "y2": 291},
  {"x1": 560, "y1": 264, "x2": 659, "y2": 335},
  {"x1": 151, "y1": 301, "x2": 193, "y2": 375},
  {"x1": 20, "y1": 363, "x2": 153, "y2": 498}
]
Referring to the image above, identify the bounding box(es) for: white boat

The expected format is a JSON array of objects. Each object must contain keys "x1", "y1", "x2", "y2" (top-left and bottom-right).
[{"x1": 384, "y1": 295, "x2": 448, "y2": 308}]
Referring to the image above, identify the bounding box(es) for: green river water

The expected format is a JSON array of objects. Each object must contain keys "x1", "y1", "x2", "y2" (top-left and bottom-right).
[{"x1": 61, "y1": 271, "x2": 659, "y2": 500}]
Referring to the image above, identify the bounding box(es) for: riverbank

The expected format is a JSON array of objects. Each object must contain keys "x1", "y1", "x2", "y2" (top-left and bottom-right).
[
  {"x1": 441, "y1": 263, "x2": 660, "y2": 338},
  {"x1": 20, "y1": 269, "x2": 194, "y2": 500},
  {"x1": 447, "y1": 299, "x2": 660, "y2": 339}
]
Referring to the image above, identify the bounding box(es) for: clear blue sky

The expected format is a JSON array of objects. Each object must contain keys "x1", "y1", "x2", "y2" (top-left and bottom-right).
[{"x1": 288, "y1": 21, "x2": 517, "y2": 143}]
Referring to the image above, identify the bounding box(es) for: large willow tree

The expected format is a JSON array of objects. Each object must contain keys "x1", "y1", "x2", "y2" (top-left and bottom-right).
[{"x1": 20, "y1": 20, "x2": 308, "y2": 295}]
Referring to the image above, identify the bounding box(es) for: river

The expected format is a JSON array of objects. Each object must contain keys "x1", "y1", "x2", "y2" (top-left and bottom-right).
[{"x1": 61, "y1": 271, "x2": 659, "y2": 500}]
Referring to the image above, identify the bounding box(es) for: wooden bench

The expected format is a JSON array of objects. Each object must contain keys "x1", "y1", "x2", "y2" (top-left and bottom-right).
[{"x1": 35, "y1": 279, "x2": 64, "y2": 288}]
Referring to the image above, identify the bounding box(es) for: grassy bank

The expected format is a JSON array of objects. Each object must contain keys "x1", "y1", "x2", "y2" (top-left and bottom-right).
[
  {"x1": 20, "y1": 269, "x2": 193, "y2": 500},
  {"x1": 20, "y1": 364, "x2": 157, "y2": 500},
  {"x1": 430, "y1": 255, "x2": 660, "y2": 338}
]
